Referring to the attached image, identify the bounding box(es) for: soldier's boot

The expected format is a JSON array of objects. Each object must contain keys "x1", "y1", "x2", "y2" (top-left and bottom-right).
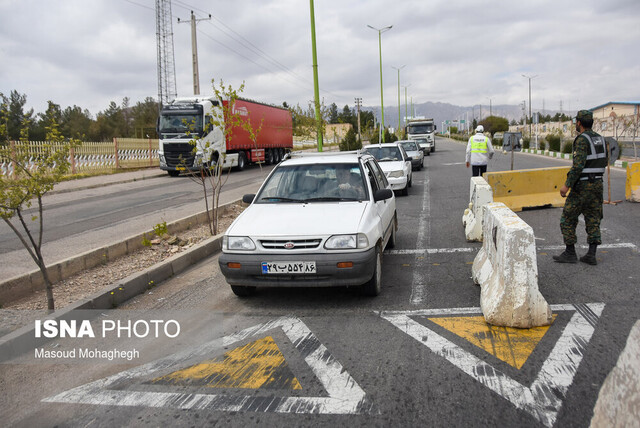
[
  {"x1": 553, "y1": 244, "x2": 578, "y2": 263},
  {"x1": 580, "y1": 244, "x2": 598, "y2": 265}
]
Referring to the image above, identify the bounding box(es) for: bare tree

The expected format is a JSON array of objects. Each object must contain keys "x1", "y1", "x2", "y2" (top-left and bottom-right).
[{"x1": 0, "y1": 108, "x2": 77, "y2": 310}]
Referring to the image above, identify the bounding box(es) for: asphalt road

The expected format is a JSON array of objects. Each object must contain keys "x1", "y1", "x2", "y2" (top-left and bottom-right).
[
  {"x1": 2, "y1": 138, "x2": 639, "y2": 427},
  {"x1": 0, "y1": 164, "x2": 275, "y2": 279}
]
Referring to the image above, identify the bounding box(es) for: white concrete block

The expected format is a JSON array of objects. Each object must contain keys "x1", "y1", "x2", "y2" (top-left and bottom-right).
[
  {"x1": 472, "y1": 202, "x2": 552, "y2": 328},
  {"x1": 591, "y1": 320, "x2": 640, "y2": 428},
  {"x1": 464, "y1": 177, "x2": 493, "y2": 242}
]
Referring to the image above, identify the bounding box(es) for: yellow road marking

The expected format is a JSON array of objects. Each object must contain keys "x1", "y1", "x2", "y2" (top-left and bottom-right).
[
  {"x1": 151, "y1": 336, "x2": 302, "y2": 390},
  {"x1": 428, "y1": 315, "x2": 557, "y2": 369}
]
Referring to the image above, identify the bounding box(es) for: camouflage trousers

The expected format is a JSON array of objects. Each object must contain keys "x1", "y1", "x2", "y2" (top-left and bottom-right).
[{"x1": 560, "y1": 180, "x2": 604, "y2": 245}]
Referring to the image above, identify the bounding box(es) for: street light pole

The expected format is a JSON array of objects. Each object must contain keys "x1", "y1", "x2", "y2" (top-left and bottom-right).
[
  {"x1": 392, "y1": 65, "x2": 405, "y2": 138},
  {"x1": 309, "y1": 0, "x2": 323, "y2": 151},
  {"x1": 367, "y1": 24, "x2": 392, "y2": 143},
  {"x1": 522, "y1": 74, "x2": 538, "y2": 142}
]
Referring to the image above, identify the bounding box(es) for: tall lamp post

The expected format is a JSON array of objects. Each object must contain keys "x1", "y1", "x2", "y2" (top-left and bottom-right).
[
  {"x1": 367, "y1": 24, "x2": 392, "y2": 142},
  {"x1": 392, "y1": 65, "x2": 405, "y2": 137},
  {"x1": 522, "y1": 74, "x2": 538, "y2": 142},
  {"x1": 309, "y1": 0, "x2": 323, "y2": 151}
]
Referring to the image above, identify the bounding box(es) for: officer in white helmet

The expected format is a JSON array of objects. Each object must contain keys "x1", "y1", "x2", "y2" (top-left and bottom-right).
[{"x1": 465, "y1": 125, "x2": 495, "y2": 176}]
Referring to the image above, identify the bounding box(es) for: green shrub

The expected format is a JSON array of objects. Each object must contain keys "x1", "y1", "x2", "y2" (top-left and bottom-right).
[
  {"x1": 561, "y1": 141, "x2": 573, "y2": 154},
  {"x1": 522, "y1": 137, "x2": 530, "y2": 149},
  {"x1": 545, "y1": 134, "x2": 561, "y2": 152},
  {"x1": 493, "y1": 138, "x2": 503, "y2": 147},
  {"x1": 538, "y1": 141, "x2": 546, "y2": 151}
]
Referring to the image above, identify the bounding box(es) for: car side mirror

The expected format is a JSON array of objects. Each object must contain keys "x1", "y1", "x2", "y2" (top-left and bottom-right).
[
  {"x1": 373, "y1": 188, "x2": 393, "y2": 202},
  {"x1": 406, "y1": 156, "x2": 412, "y2": 161},
  {"x1": 242, "y1": 194, "x2": 255, "y2": 204}
]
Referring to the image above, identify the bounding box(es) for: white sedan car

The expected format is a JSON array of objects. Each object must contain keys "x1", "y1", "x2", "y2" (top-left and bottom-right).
[
  {"x1": 362, "y1": 143, "x2": 413, "y2": 196},
  {"x1": 219, "y1": 151, "x2": 398, "y2": 297}
]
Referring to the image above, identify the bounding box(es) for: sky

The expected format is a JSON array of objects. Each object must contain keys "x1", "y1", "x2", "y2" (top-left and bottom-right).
[{"x1": 1, "y1": 0, "x2": 639, "y2": 119}]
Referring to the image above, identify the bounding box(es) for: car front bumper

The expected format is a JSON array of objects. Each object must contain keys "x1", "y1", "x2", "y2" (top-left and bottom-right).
[{"x1": 219, "y1": 248, "x2": 376, "y2": 287}]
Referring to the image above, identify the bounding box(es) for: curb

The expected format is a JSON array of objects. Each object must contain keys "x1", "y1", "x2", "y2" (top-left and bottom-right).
[
  {"x1": 49, "y1": 170, "x2": 166, "y2": 195},
  {"x1": 0, "y1": 200, "x2": 240, "y2": 305},
  {"x1": 0, "y1": 226, "x2": 225, "y2": 362}
]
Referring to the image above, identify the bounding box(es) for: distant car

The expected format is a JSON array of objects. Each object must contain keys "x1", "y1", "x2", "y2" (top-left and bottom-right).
[
  {"x1": 398, "y1": 140, "x2": 424, "y2": 170},
  {"x1": 362, "y1": 143, "x2": 412, "y2": 196},
  {"x1": 413, "y1": 138, "x2": 432, "y2": 156},
  {"x1": 219, "y1": 151, "x2": 397, "y2": 297}
]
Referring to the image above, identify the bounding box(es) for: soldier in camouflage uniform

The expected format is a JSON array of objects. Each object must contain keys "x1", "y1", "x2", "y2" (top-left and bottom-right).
[{"x1": 553, "y1": 110, "x2": 608, "y2": 265}]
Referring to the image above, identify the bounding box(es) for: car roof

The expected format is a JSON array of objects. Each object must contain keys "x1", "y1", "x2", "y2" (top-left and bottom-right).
[
  {"x1": 282, "y1": 150, "x2": 372, "y2": 166},
  {"x1": 363, "y1": 143, "x2": 402, "y2": 148}
]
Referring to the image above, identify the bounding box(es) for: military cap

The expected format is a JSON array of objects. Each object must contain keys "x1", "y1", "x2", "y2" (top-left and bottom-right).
[{"x1": 576, "y1": 110, "x2": 593, "y2": 121}]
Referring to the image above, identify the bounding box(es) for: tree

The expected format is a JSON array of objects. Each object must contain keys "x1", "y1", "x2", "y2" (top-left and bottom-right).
[
  {"x1": 339, "y1": 127, "x2": 361, "y2": 151},
  {"x1": 338, "y1": 105, "x2": 354, "y2": 127},
  {"x1": 61, "y1": 105, "x2": 93, "y2": 140},
  {"x1": 184, "y1": 79, "x2": 257, "y2": 235},
  {"x1": 328, "y1": 103, "x2": 339, "y2": 124},
  {"x1": 0, "y1": 110, "x2": 77, "y2": 310},
  {"x1": 131, "y1": 97, "x2": 159, "y2": 139},
  {"x1": 479, "y1": 115, "x2": 509, "y2": 137},
  {"x1": 2, "y1": 90, "x2": 34, "y2": 141}
]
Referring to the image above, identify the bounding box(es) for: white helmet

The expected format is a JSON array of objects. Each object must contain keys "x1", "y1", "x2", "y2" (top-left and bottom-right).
[{"x1": 476, "y1": 125, "x2": 484, "y2": 133}]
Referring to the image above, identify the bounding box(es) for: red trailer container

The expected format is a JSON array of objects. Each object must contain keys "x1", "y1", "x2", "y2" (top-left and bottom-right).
[{"x1": 222, "y1": 98, "x2": 293, "y2": 164}]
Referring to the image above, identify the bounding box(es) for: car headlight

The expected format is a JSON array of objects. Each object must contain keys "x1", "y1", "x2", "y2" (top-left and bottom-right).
[
  {"x1": 223, "y1": 236, "x2": 256, "y2": 251},
  {"x1": 324, "y1": 233, "x2": 369, "y2": 250},
  {"x1": 388, "y1": 170, "x2": 405, "y2": 178}
]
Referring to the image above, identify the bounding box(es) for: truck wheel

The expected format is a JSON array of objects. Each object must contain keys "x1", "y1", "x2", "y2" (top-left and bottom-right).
[
  {"x1": 361, "y1": 247, "x2": 382, "y2": 296},
  {"x1": 278, "y1": 148, "x2": 285, "y2": 162},
  {"x1": 231, "y1": 285, "x2": 256, "y2": 297},
  {"x1": 236, "y1": 152, "x2": 247, "y2": 171},
  {"x1": 265, "y1": 149, "x2": 274, "y2": 165},
  {"x1": 168, "y1": 170, "x2": 180, "y2": 177}
]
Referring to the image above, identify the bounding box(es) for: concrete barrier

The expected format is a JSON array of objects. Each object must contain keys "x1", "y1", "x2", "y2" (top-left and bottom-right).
[
  {"x1": 472, "y1": 202, "x2": 553, "y2": 328},
  {"x1": 626, "y1": 162, "x2": 640, "y2": 203},
  {"x1": 484, "y1": 166, "x2": 570, "y2": 212},
  {"x1": 462, "y1": 176, "x2": 493, "y2": 242},
  {"x1": 590, "y1": 320, "x2": 640, "y2": 428}
]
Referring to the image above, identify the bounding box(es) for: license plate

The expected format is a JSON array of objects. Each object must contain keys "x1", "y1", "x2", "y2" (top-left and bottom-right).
[
  {"x1": 175, "y1": 166, "x2": 186, "y2": 171},
  {"x1": 261, "y1": 261, "x2": 316, "y2": 274}
]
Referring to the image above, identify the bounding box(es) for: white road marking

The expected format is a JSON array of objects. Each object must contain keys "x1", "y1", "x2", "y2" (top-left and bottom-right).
[
  {"x1": 43, "y1": 316, "x2": 370, "y2": 415},
  {"x1": 379, "y1": 303, "x2": 605, "y2": 427},
  {"x1": 387, "y1": 242, "x2": 637, "y2": 255},
  {"x1": 409, "y1": 172, "x2": 431, "y2": 305}
]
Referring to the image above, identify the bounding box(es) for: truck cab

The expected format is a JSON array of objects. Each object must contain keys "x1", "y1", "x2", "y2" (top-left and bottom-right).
[{"x1": 406, "y1": 119, "x2": 436, "y2": 153}]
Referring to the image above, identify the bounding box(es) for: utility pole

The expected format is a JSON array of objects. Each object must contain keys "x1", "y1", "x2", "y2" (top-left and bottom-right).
[
  {"x1": 355, "y1": 97, "x2": 362, "y2": 144},
  {"x1": 392, "y1": 65, "x2": 405, "y2": 137},
  {"x1": 309, "y1": 0, "x2": 323, "y2": 151},
  {"x1": 522, "y1": 74, "x2": 538, "y2": 140},
  {"x1": 178, "y1": 11, "x2": 211, "y2": 95},
  {"x1": 367, "y1": 24, "x2": 392, "y2": 142}
]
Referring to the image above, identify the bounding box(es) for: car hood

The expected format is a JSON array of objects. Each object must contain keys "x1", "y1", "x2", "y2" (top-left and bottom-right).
[
  {"x1": 227, "y1": 202, "x2": 369, "y2": 237},
  {"x1": 377, "y1": 160, "x2": 405, "y2": 172}
]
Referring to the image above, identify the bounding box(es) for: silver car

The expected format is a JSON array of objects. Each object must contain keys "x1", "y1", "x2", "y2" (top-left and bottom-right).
[{"x1": 399, "y1": 140, "x2": 424, "y2": 171}]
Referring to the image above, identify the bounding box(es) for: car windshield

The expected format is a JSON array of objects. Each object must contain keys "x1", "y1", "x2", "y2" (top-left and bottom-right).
[
  {"x1": 407, "y1": 124, "x2": 433, "y2": 134},
  {"x1": 363, "y1": 146, "x2": 402, "y2": 162},
  {"x1": 255, "y1": 163, "x2": 367, "y2": 203},
  {"x1": 400, "y1": 141, "x2": 418, "y2": 152}
]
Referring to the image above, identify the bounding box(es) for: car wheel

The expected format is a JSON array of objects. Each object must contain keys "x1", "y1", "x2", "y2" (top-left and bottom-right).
[
  {"x1": 401, "y1": 185, "x2": 409, "y2": 196},
  {"x1": 386, "y1": 215, "x2": 397, "y2": 249},
  {"x1": 361, "y1": 246, "x2": 382, "y2": 296},
  {"x1": 426, "y1": 150, "x2": 430, "y2": 156},
  {"x1": 431, "y1": 146, "x2": 435, "y2": 153},
  {"x1": 408, "y1": 174, "x2": 412, "y2": 188},
  {"x1": 231, "y1": 285, "x2": 256, "y2": 297}
]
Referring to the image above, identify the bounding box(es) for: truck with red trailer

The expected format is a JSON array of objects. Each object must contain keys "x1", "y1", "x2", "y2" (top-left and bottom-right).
[{"x1": 157, "y1": 97, "x2": 293, "y2": 176}]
